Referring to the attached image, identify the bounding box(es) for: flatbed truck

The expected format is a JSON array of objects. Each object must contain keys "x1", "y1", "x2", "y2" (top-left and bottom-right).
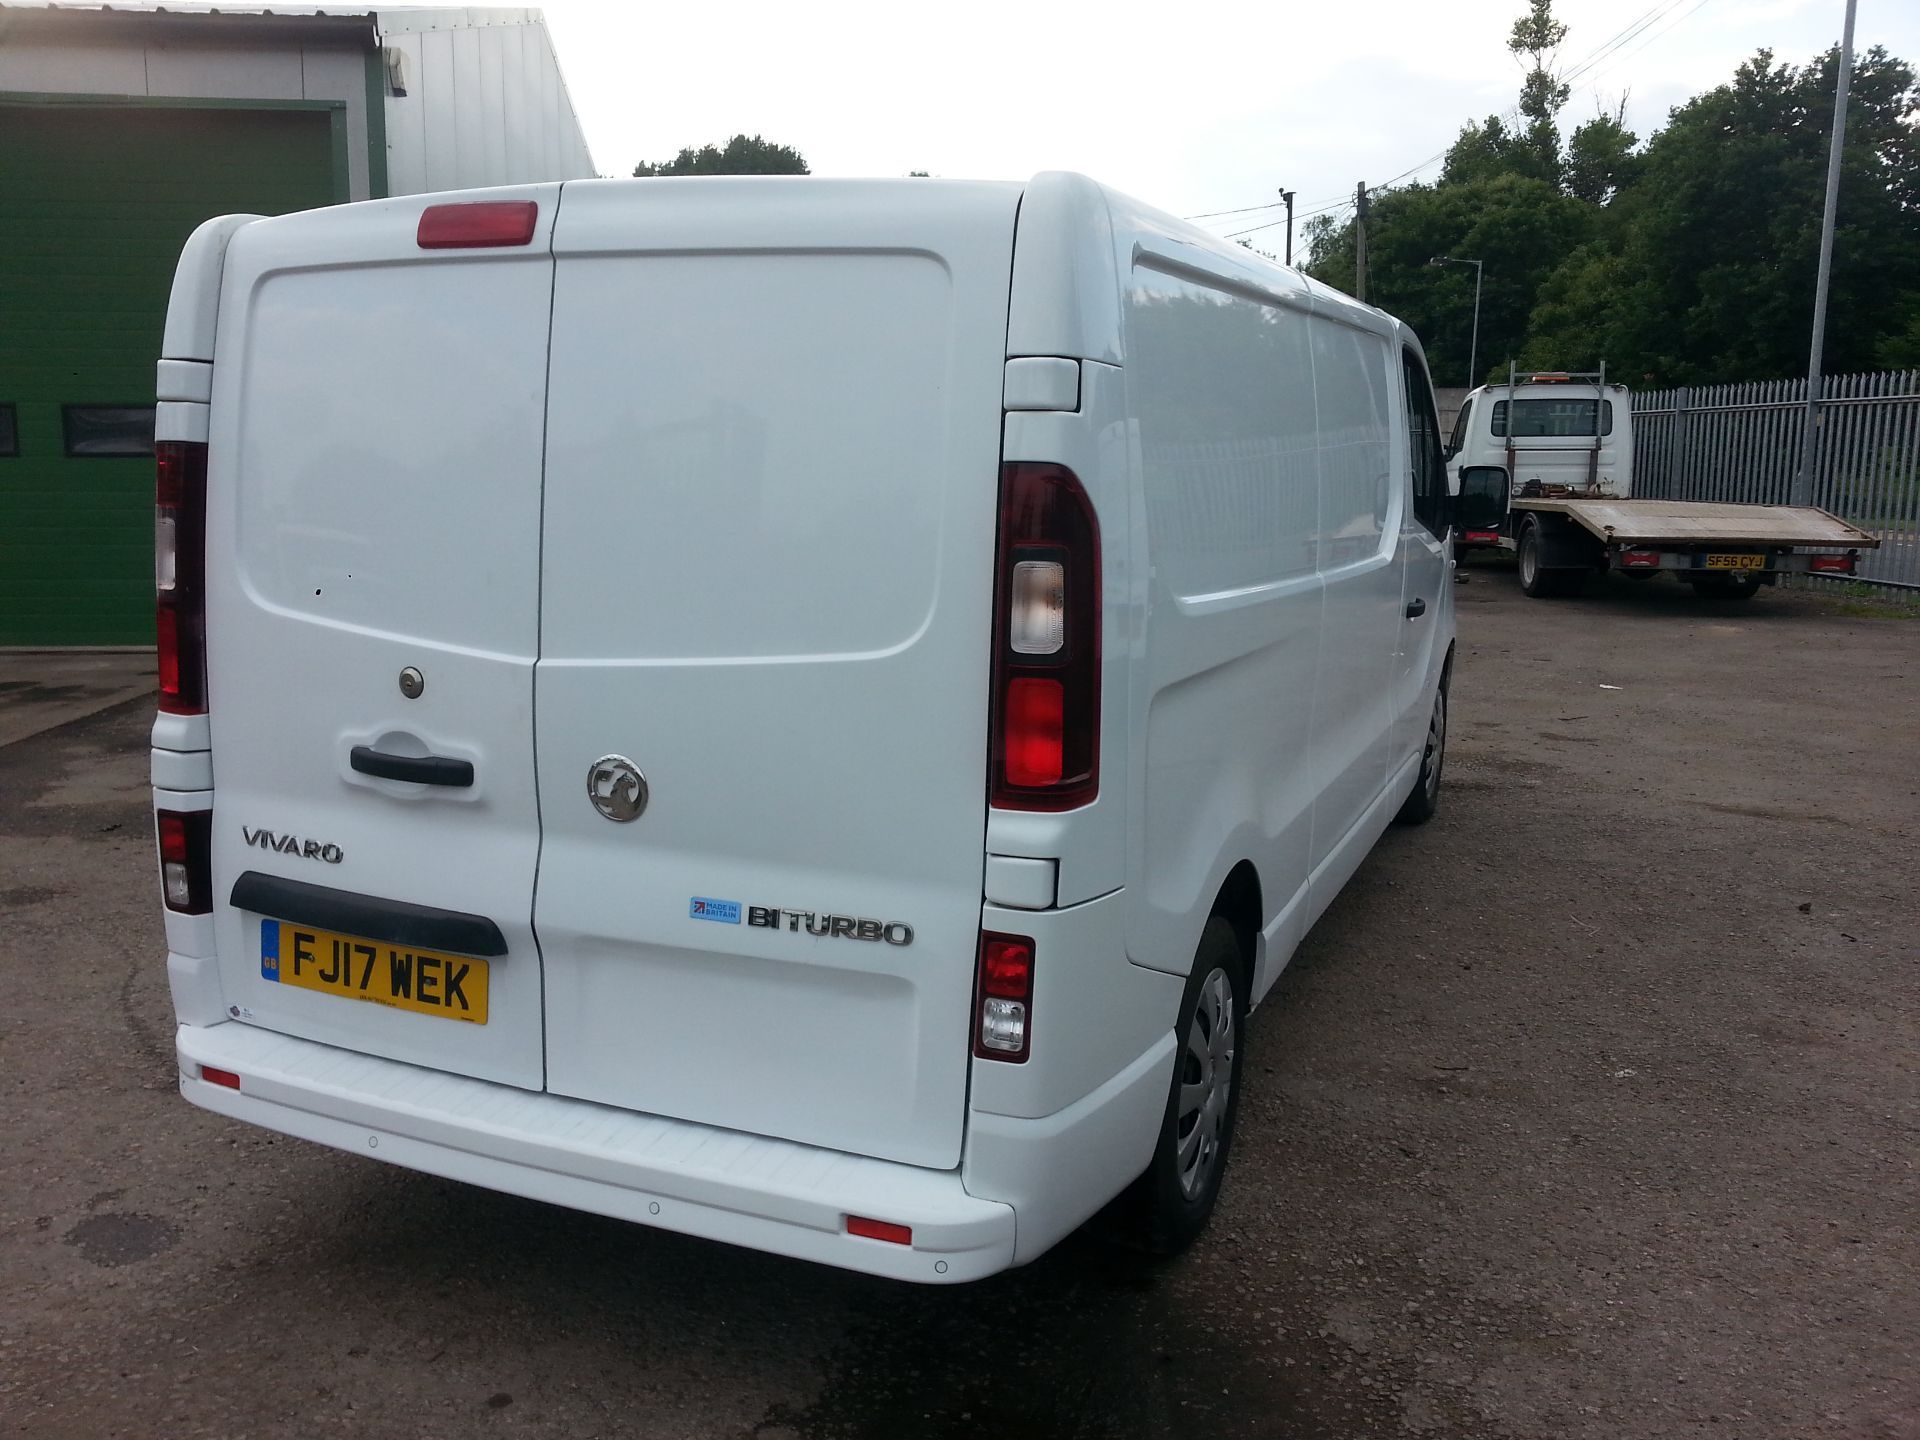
[{"x1": 1446, "y1": 367, "x2": 1876, "y2": 598}]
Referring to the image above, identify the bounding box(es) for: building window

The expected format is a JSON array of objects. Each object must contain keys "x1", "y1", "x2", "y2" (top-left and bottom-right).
[
  {"x1": 62, "y1": 405, "x2": 156, "y2": 458},
  {"x1": 0, "y1": 405, "x2": 17, "y2": 457}
]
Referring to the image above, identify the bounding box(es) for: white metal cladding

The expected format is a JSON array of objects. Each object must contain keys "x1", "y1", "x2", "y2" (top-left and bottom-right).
[
  {"x1": 1632, "y1": 371, "x2": 1920, "y2": 593},
  {"x1": 379, "y1": 7, "x2": 596, "y2": 195}
]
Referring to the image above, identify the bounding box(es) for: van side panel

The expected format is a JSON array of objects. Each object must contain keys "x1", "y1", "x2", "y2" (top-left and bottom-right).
[
  {"x1": 1117, "y1": 253, "x2": 1326, "y2": 979},
  {"x1": 1302, "y1": 311, "x2": 1403, "y2": 873}
]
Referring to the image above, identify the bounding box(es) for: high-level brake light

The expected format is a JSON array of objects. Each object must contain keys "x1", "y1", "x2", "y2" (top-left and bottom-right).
[
  {"x1": 989, "y1": 463, "x2": 1099, "y2": 810},
  {"x1": 416, "y1": 201, "x2": 539, "y2": 249}
]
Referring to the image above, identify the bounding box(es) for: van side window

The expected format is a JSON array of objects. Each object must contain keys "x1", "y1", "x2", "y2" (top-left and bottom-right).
[
  {"x1": 1310, "y1": 321, "x2": 1393, "y2": 569},
  {"x1": 1400, "y1": 351, "x2": 1446, "y2": 537}
]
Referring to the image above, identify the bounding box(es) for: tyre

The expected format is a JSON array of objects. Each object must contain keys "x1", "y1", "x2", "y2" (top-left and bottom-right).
[
  {"x1": 1394, "y1": 670, "x2": 1448, "y2": 825},
  {"x1": 1108, "y1": 918, "x2": 1248, "y2": 1256},
  {"x1": 1517, "y1": 521, "x2": 1561, "y2": 597}
]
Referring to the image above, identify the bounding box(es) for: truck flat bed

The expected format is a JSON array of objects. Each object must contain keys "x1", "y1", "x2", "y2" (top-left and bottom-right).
[{"x1": 1509, "y1": 498, "x2": 1878, "y2": 549}]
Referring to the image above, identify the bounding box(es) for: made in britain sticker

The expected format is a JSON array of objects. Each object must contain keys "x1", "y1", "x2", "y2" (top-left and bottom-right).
[{"x1": 689, "y1": 897, "x2": 742, "y2": 924}]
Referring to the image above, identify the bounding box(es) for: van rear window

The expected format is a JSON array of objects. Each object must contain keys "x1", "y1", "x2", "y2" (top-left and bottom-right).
[{"x1": 1490, "y1": 398, "x2": 1613, "y2": 438}]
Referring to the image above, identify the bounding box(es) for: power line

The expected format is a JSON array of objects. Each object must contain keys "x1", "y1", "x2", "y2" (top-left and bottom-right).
[
  {"x1": 1183, "y1": 200, "x2": 1289, "y2": 220},
  {"x1": 1561, "y1": 0, "x2": 1689, "y2": 85},
  {"x1": 1581, "y1": 0, "x2": 1716, "y2": 88},
  {"x1": 1223, "y1": 197, "x2": 1349, "y2": 240}
]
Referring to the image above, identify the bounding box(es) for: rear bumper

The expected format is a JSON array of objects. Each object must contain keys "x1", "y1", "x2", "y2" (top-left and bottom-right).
[{"x1": 176, "y1": 1021, "x2": 1016, "y2": 1284}]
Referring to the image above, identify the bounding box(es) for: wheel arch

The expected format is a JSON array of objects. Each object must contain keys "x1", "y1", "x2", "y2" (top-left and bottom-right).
[{"x1": 1209, "y1": 860, "x2": 1262, "y2": 979}]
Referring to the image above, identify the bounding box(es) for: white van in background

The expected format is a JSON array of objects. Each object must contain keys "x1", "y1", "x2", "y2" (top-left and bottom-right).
[{"x1": 151, "y1": 172, "x2": 1456, "y2": 1283}]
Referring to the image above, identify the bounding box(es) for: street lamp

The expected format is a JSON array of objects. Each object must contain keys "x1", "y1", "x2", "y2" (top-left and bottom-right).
[{"x1": 1429, "y1": 255, "x2": 1483, "y2": 389}]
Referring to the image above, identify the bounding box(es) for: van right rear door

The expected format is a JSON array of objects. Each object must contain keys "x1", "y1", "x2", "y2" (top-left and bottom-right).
[{"x1": 532, "y1": 180, "x2": 1021, "y2": 1170}]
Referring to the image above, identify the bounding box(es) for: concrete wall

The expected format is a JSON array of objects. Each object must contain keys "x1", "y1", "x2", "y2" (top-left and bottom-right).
[{"x1": 379, "y1": 7, "x2": 596, "y2": 195}]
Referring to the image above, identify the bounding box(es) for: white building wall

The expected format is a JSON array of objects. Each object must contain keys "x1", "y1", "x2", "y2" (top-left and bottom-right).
[{"x1": 379, "y1": 7, "x2": 595, "y2": 196}]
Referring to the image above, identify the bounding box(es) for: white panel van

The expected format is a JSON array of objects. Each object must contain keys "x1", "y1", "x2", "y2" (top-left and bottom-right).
[{"x1": 150, "y1": 173, "x2": 1456, "y2": 1283}]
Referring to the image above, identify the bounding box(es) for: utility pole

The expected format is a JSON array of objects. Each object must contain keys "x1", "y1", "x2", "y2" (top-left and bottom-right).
[
  {"x1": 1354, "y1": 182, "x2": 1369, "y2": 303},
  {"x1": 1792, "y1": 0, "x2": 1857, "y2": 508},
  {"x1": 1279, "y1": 188, "x2": 1297, "y2": 266}
]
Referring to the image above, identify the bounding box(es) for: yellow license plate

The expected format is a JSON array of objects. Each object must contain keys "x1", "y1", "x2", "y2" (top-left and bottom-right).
[
  {"x1": 259, "y1": 919, "x2": 488, "y2": 1024},
  {"x1": 1703, "y1": 553, "x2": 1766, "y2": 571}
]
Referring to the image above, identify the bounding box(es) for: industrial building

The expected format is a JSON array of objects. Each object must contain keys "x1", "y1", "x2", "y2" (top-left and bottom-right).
[{"x1": 0, "y1": 3, "x2": 596, "y2": 645}]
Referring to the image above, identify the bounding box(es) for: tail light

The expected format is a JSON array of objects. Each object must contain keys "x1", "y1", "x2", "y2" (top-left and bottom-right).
[
  {"x1": 974, "y1": 932, "x2": 1034, "y2": 1062},
  {"x1": 1619, "y1": 549, "x2": 1661, "y2": 569},
  {"x1": 990, "y1": 463, "x2": 1099, "y2": 809},
  {"x1": 1462, "y1": 529, "x2": 1501, "y2": 544},
  {"x1": 156, "y1": 441, "x2": 209, "y2": 715},
  {"x1": 156, "y1": 808, "x2": 213, "y2": 914},
  {"x1": 1809, "y1": 552, "x2": 1856, "y2": 574}
]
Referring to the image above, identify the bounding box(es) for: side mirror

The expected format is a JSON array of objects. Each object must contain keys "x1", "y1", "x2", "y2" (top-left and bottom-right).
[{"x1": 1456, "y1": 466, "x2": 1508, "y2": 532}]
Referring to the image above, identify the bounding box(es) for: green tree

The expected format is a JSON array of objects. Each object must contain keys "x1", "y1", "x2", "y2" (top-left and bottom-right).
[
  {"x1": 1530, "y1": 46, "x2": 1920, "y2": 383},
  {"x1": 633, "y1": 134, "x2": 809, "y2": 177},
  {"x1": 1508, "y1": 0, "x2": 1571, "y2": 187},
  {"x1": 1307, "y1": 173, "x2": 1594, "y2": 386},
  {"x1": 1563, "y1": 112, "x2": 1640, "y2": 204}
]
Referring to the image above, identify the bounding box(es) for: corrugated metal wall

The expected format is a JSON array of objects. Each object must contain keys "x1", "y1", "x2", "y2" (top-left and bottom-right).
[
  {"x1": 1633, "y1": 373, "x2": 1920, "y2": 592},
  {"x1": 381, "y1": 8, "x2": 596, "y2": 195}
]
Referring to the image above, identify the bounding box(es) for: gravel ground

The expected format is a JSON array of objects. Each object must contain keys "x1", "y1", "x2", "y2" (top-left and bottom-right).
[{"x1": 2, "y1": 568, "x2": 1915, "y2": 1439}]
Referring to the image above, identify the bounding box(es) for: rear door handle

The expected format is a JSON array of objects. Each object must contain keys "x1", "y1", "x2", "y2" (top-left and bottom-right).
[
  {"x1": 350, "y1": 746, "x2": 474, "y2": 787},
  {"x1": 1405, "y1": 598, "x2": 1428, "y2": 619}
]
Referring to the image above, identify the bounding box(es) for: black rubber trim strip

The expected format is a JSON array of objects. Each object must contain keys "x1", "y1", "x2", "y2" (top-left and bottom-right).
[
  {"x1": 230, "y1": 871, "x2": 507, "y2": 957},
  {"x1": 349, "y1": 746, "x2": 474, "y2": 787}
]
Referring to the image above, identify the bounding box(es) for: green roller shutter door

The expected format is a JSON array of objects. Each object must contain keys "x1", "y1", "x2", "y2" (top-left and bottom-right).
[{"x1": 0, "y1": 102, "x2": 339, "y2": 645}]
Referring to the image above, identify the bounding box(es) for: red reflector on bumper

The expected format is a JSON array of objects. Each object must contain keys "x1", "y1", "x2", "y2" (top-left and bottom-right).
[
  {"x1": 847, "y1": 1216, "x2": 912, "y2": 1245},
  {"x1": 1620, "y1": 549, "x2": 1660, "y2": 568},
  {"x1": 200, "y1": 1066, "x2": 240, "y2": 1090}
]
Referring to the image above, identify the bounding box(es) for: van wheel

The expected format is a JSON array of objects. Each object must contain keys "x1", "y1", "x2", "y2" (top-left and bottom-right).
[
  {"x1": 1109, "y1": 918, "x2": 1248, "y2": 1256},
  {"x1": 1395, "y1": 675, "x2": 1448, "y2": 825}
]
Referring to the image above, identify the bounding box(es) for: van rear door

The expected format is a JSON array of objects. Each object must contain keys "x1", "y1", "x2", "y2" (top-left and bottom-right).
[
  {"x1": 205, "y1": 189, "x2": 559, "y2": 1091},
  {"x1": 534, "y1": 180, "x2": 1019, "y2": 1169}
]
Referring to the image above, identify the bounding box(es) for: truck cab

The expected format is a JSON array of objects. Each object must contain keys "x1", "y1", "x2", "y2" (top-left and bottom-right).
[{"x1": 1446, "y1": 371, "x2": 1632, "y2": 559}]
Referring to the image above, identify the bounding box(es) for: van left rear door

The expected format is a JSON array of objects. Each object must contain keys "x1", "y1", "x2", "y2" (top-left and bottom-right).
[{"x1": 204, "y1": 190, "x2": 558, "y2": 1091}]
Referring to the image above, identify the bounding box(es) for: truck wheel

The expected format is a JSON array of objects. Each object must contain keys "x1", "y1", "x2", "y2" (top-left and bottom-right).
[
  {"x1": 1517, "y1": 521, "x2": 1561, "y2": 597},
  {"x1": 1108, "y1": 918, "x2": 1248, "y2": 1256},
  {"x1": 1395, "y1": 672, "x2": 1448, "y2": 826}
]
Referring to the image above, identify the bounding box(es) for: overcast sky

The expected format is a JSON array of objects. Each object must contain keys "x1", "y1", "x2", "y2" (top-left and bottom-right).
[{"x1": 539, "y1": 0, "x2": 1917, "y2": 242}]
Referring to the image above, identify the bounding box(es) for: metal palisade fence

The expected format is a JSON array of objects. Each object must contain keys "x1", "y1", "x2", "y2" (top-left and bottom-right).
[{"x1": 1632, "y1": 371, "x2": 1920, "y2": 591}]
